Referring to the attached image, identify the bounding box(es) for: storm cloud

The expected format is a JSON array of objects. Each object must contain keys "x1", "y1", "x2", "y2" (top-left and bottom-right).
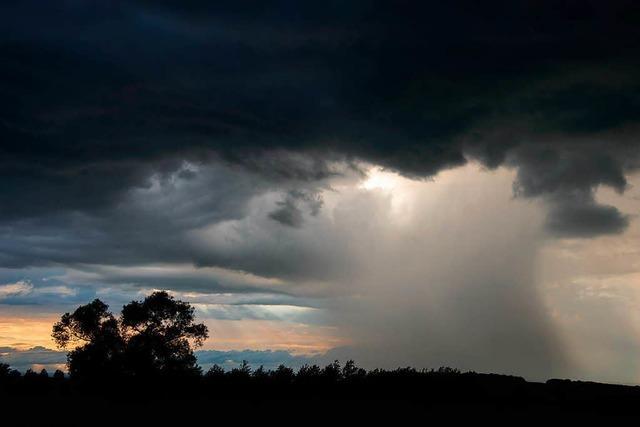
[{"x1": 1, "y1": 0, "x2": 640, "y2": 238}]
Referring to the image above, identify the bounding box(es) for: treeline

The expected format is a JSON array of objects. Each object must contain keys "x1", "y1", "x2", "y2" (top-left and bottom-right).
[
  {"x1": 0, "y1": 359, "x2": 527, "y2": 401},
  {"x1": 2, "y1": 359, "x2": 640, "y2": 407},
  {"x1": 0, "y1": 361, "x2": 475, "y2": 396},
  {"x1": 4, "y1": 360, "x2": 640, "y2": 424},
  {"x1": 0, "y1": 364, "x2": 64, "y2": 379}
]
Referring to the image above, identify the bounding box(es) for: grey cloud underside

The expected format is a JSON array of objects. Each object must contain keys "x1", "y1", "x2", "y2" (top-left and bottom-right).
[
  {"x1": 545, "y1": 193, "x2": 629, "y2": 237},
  {"x1": 269, "y1": 190, "x2": 323, "y2": 227},
  {"x1": 1, "y1": 0, "x2": 640, "y2": 261},
  {"x1": 0, "y1": 164, "x2": 265, "y2": 267},
  {"x1": 0, "y1": 161, "x2": 357, "y2": 287}
]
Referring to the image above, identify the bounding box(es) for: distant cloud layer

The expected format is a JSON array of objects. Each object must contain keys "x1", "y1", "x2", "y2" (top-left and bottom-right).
[
  {"x1": 0, "y1": 346, "x2": 315, "y2": 373},
  {"x1": 0, "y1": 346, "x2": 66, "y2": 373},
  {"x1": 196, "y1": 349, "x2": 315, "y2": 371}
]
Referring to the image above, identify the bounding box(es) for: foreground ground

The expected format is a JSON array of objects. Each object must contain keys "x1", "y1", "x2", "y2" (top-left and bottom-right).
[{"x1": 3, "y1": 370, "x2": 640, "y2": 425}]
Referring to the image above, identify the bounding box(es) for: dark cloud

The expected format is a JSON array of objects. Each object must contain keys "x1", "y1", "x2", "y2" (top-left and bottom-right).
[
  {"x1": 0, "y1": 162, "x2": 268, "y2": 269},
  {"x1": 0, "y1": 160, "x2": 353, "y2": 288},
  {"x1": 269, "y1": 201, "x2": 304, "y2": 228},
  {"x1": 1, "y1": 0, "x2": 640, "y2": 250},
  {"x1": 508, "y1": 140, "x2": 635, "y2": 235},
  {"x1": 269, "y1": 190, "x2": 323, "y2": 227},
  {"x1": 545, "y1": 195, "x2": 629, "y2": 237}
]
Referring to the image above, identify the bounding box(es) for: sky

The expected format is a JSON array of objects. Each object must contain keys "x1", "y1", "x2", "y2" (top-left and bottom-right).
[{"x1": 2, "y1": 0, "x2": 640, "y2": 383}]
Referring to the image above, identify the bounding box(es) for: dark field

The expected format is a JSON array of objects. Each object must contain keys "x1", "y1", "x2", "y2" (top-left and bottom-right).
[{"x1": 3, "y1": 369, "x2": 640, "y2": 425}]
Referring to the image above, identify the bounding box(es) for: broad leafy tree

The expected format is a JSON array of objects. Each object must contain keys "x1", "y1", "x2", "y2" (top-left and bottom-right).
[
  {"x1": 52, "y1": 299, "x2": 125, "y2": 378},
  {"x1": 121, "y1": 291, "x2": 208, "y2": 376},
  {"x1": 52, "y1": 291, "x2": 208, "y2": 378}
]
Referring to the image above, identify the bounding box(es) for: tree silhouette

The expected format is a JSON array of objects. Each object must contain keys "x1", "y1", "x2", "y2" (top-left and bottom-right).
[
  {"x1": 52, "y1": 299, "x2": 125, "y2": 378},
  {"x1": 272, "y1": 365, "x2": 295, "y2": 384},
  {"x1": 322, "y1": 360, "x2": 342, "y2": 383},
  {"x1": 297, "y1": 364, "x2": 322, "y2": 379},
  {"x1": 121, "y1": 291, "x2": 208, "y2": 376},
  {"x1": 342, "y1": 360, "x2": 366, "y2": 382},
  {"x1": 205, "y1": 364, "x2": 225, "y2": 379},
  {"x1": 228, "y1": 360, "x2": 251, "y2": 380},
  {"x1": 52, "y1": 291, "x2": 208, "y2": 378},
  {"x1": 0, "y1": 363, "x2": 11, "y2": 378},
  {"x1": 23, "y1": 368, "x2": 37, "y2": 378}
]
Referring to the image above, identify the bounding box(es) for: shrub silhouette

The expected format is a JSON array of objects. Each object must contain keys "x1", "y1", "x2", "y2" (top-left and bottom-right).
[{"x1": 52, "y1": 291, "x2": 208, "y2": 378}]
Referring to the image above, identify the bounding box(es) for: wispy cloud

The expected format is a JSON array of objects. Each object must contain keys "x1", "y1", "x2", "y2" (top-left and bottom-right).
[{"x1": 0, "y1": 281, "x2": 33, "y2": 299}]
